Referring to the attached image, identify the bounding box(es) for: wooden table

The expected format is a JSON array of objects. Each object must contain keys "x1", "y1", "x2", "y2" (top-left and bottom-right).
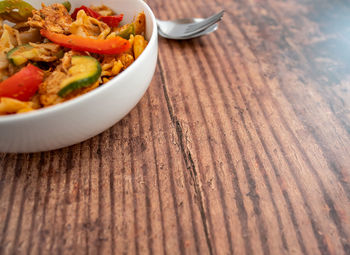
[{"x1": 1, "y1": 0, "x2": 350, "y2": 254}]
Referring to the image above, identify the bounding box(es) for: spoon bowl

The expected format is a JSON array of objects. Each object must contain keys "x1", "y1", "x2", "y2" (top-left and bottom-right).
[
  {"x1": 158, "y1": 18, "x2": 219, "y2": 40},
  {"x1": 157, "y1": 10, "x2": 224, "y2": 40}
]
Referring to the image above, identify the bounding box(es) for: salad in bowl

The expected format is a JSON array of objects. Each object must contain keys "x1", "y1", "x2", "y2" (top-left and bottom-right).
[
  {"x1": 0, "y1": 0, "x2": 158, "y2": 152},
  {"x1": 0, "y1": 0, "x2": 148, "y2": 115}
]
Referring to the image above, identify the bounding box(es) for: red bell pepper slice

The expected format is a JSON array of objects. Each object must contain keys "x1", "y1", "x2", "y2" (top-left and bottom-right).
[
  {"x1": 0, "y1": 64, "x2": 43, "y2": 101},
  {"x1": 71, "y1": 5, "x2": 124, "y2": 27},
  {"x1": 71, "y1": 5, "x2": 100, "y2": 19},
  {"x1": 40, "y1": 29, "x2": 131, "y2": 55},
  {"x1": 98, "y1": 14, "x2": 123, "y2": 28}
]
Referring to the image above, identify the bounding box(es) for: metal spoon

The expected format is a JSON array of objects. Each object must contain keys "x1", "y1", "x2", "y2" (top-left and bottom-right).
[
  {"x1": 157, "y1": 10, "x2": 224, "y2": 40},
  {"x1": 158, "y1": 18, "x2": 219, "y2": 40}
]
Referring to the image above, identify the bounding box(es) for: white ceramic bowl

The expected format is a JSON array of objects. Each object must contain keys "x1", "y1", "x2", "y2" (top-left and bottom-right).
[{"x1": 0, "y1": 0, "x2": 158, "y2": 153}]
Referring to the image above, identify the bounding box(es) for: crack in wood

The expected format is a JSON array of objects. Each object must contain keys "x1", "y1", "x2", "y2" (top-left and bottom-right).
[{"x1": 157, "y1": 59, "x2": 214, "y2": 255}]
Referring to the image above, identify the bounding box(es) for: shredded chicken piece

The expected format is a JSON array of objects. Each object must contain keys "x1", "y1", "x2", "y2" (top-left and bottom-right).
[
  {"x1": 0, "y1": 57, "x2": 9, "y2": 81},
  {"x1": 60, "y1": 51, "x2": 75, "y2": 72},
  {"x1": 70, "y1": 10, "x2": 110, "y2": 39},
  {"x1": 0, "y1": 52, "x2": 8, "y2": 70},
  {"x1": 90, "y1": 5, "x2": 115, "y2": 16},
  {"x1": 39, "y1": 70, "x2": 67, "y2": 107},
  {"x1": 0, "y1": 24, "x2": 21, "y2": 51},
  {"x1": 28, "y1": 3, "x2": 72, "y2": 34},
  {"x1": 118, "y1": 53, "x2": 134, "y2": 69},
  {"x1": 27, "y1": 42, "x2": 62, "y2": 62},
  {"x1": 39, "y1": 51, "x2": 100, "y2": 107},
  {"x1": 39, "y1": 52, "x2": 74, "y2": 106},
  {"x1": 0, "y1": 23, "x2": 21, "y2": 79}
]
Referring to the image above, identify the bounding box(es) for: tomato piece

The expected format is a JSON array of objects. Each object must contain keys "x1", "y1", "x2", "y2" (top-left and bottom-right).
[
  {"x1": 0, "y1": 64, "x2": 43, "y2": 101},
  {"x1": 40, "y1": 29, "x2": 131, "y2": 55}
]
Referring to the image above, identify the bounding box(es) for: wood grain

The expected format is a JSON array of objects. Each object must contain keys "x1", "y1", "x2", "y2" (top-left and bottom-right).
[{"x1": 1, "y1": 0, "x2": 350, "y2": 254}]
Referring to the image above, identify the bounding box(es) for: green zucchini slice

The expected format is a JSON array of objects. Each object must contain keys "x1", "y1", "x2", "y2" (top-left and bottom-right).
[
  {"x1": 58, "y1": 55, "x2": 101, "y2": 97},
  {"x1": 7, "y1": 44, "x2": 36, "y2": 66},
  {"x1": 7, "y1": 43, "x2": 62, "y2": 66}
]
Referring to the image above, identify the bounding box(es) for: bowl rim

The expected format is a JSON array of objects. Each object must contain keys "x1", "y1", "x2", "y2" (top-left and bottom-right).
[{"x1": 0, "y1": 0, "x2": 157, "y2": 124}]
